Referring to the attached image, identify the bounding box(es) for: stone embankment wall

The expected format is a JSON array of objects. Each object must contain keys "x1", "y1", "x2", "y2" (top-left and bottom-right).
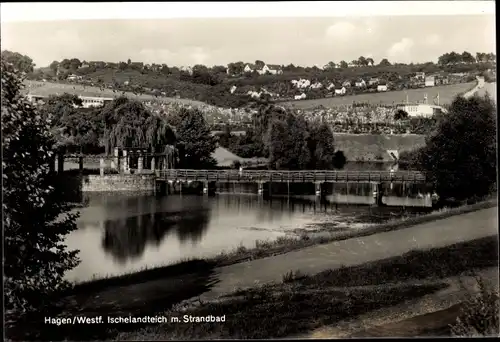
[{"x1": 81, "y1": 174, "x2": 156, "y2": 192}]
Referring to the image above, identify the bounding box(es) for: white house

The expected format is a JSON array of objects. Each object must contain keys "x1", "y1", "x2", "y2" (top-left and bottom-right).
[
  {"x1": 180, "y1": 66, "x2": 193, "y2": 75},
  {"x1": 294, "y1": 93, "x2": 307, "y2": 100},
  {"x1": 67, "y1": 74, "x2": 82, "y2": 81},
  {"x1": 425, "y1": 76, "x2": 436, "y2": 87},
  {"x1": 310, "y1": 82, "x2": 323, "y2": 89},
  {"x1": 230, "y1": 85, "x2": 237, "y2": 94},
  {"x1": 244, "y1": 63, "x2": 257, "y2": 73},
  {"x1": 260, "y1": 64, "x2": 283, "y2": 75},
  {"x1": 377, "y1": 84, "x2": 388, "y2": 92},
  {"x1": 342, "y1": 80, "x2": 352, "y2": 88},
  {"x1": 368, "y1": 77, "x2": 379, "y2": 86},
  {"x1": 291, "y1": 79, "x2": 311, "y2": 89},
  {"x1": 334, "y1": 86, "x2": 347, "y2": 96},
  {"x1": 77, "y1": 96, "x2": 114, "y2": 108},
  {"x1": 355, "y1": 79, "x2": 366, "y2": 88},
  {"x1": 398, "y1": 104, "x2": 447, "y2": 118}
]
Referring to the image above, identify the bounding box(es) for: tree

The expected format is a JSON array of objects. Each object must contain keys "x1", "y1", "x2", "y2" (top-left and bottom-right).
[
  {"x1": 461, "y1": 51, "x2": 475, "y2": 64},
  {"x1": 366, "y1": 57, "x2": 375, "y2": 66},
  {"x1": 357, "y1": 56, "x2": 368, "y2": 67},
  {"x1": 379, "y1": 58, "x2": 391, "y2": 67},
  {"x1": 266, "y1": 112, "x2": 310, "y2": 170},
  {"x1": 127, "y1": 58, "x2": 132, "y2": 65},
  {"x1": 255, "y1": 60, "x2": 265, "y2": 69},
  {"x1": 49, "y1": 61, "x2": 59, "y2": 74},
  {"x1": 339, "y1": 60, "x2": 348, "y2": 69},
  {"x1": 394, "y1": 109, "x2": 409, "y2": 120},
  {"x1": 2, "y1": 59, "x2": 80, "y2": 316},
  {"x1": 100, "y1": 97, "x2": 176, "y2": 154},
  {"x1": 307, "y1": 122, "x2": 337, "y2": 169},
  {"x1": 172, "y1": 107, "x2": 217, "y2": 169},
  {"x1": 1, "y1": 50, "x2": 35, "y2": 74},
  {"x1": 324, "y1": 61, "x2": 336, "y2": 70},
  {"x1": 69, "y1": 58, "x2": 82, "y2": 70},
  {"x1": 415, "y1": 94, "x2": 496, "y2": 201},
  {"x1": 59, "y1": 58, "x2": 71, "y2": 70}
]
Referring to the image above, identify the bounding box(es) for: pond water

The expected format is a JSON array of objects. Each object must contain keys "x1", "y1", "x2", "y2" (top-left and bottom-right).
[{"x1": 65, "y1": 191, "x2": 430, "y2": 283}]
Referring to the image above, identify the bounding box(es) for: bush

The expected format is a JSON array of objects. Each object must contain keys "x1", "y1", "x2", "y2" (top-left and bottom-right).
[{"x1": 450, "y1": 277, "x2": 500, "y2": 337}]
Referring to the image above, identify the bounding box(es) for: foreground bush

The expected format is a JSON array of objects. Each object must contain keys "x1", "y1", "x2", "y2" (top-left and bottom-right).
[{"x1": 450, "y1": 277, "x2": 500, "y2": 337}]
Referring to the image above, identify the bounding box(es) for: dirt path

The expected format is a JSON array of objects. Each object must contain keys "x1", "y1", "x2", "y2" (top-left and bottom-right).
[{"x1": 192, "y1": 207, "x2": 497, "y2": 302}]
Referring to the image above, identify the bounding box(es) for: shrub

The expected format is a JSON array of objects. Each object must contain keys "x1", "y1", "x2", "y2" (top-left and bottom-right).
[{"x1": 450, "y1": 277, "x2": 500, "y2": 337}]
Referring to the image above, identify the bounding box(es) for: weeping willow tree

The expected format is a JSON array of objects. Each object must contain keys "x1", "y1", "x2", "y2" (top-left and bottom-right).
[{"x1": 101, "y1": 97, "x2": 176, "y2": 154}]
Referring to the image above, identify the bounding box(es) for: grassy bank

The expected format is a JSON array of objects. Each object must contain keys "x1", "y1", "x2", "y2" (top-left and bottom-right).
[
  {"x1": 71, "y1": 198, "x2": 497, "y2": 293},
  {"x1": 115, "y1": 235, "x2": 498, "y2": 340}
]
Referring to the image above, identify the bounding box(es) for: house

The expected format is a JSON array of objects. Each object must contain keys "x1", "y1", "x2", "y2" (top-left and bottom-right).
[
  {"x1": 67, "y1": 74, "x2": 82, "y2": 81},
  {"x1": 230, "y1": 85, "x2": 237, "y2": 94},
  {"x1": 244, "y1": 63, "x2": 257, "y2": 73},
  {"x1": 326, "y1": 83, "x2": 336, "y2": 91},
  {"x1": 77, "y1": 96, "x2": 114, "y2": 109},
  {"x1": 180, "y1": 66, "x2": 193, "y2": 75},
  {"x1": 334, "y1": 86, "x2": 347, "y2": 96},
  {"x1": 261, "y1": 64, "x2": 283, "y2": 75},
  {"x1": 355, "y1": 79, "x2": 366, "y2": 88},
  {"x1": 398, "y1": 104, "x2": 447, "y2": 118},
  {"x1": 79, "y1": 63, "x2": 90, "y2": 69},
  {"x1": 425, "y1": 76, "x2": 436, "y2": 87},
  {"x1": 310, "y1": 81, "x2": 323, "y2": 89},
  {"x1": 368, "y1": 77, "x2": 379, "y2": 86},
  {"x1": 294, "y1": 93, "x2": 307, "y2": 100},
  {"x1": 342, "y1": 80, "x2": 352, "y2": 88},
  {"x1": 291, "y1": 79, "x2": 311, "y2": 89},
  {"x1": 415, "y1": 72, "x2": 425, "y2": 80},
  {"x1": 377, "y1": 84, "x2": 388, "y2": 92}
]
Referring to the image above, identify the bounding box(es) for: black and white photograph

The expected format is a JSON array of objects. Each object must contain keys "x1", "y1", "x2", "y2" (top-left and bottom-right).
[{"x1": 2, "y1": 1, "x2": 498, "y2": 340}]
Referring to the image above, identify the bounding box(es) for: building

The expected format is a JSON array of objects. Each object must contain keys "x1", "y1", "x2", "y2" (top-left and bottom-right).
[
  {"x1": 368, "y1": 77, "x2": 379, "y2": 86},
  {"x1": 355, "y1": 79, "x2": 366, "y2": 88},
  {"x1": 334, "y1": 86, "x2": 347, "y2": 96},
  {"x1": 425, "y1": 76, "x2": 436, "y2": 87},
  {"x1": 342, "y1": 80, "x2": 352, "y2": 88},
  {"x1": 398, "y1": 104, "x2": 447, "y2": 118},
  {"x1": 261, "y1": 64, "x2": 283, "y2": 75},
  {"x1": 67, "y1": 74, "x2": 82, "y2": 81},
  {"x1": 78, "y1": 96, "x2": 114, "y2": 108},
  {"x1": 377, "y1": 84, "x2": 388, "y2": 92},
  {"x1": 244, "y1": 63, "x2": 257, "y2": 73}
]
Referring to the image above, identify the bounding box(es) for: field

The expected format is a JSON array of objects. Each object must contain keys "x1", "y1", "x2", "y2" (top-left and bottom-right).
[
  {"x1": 283, "y1": 82, "x2": 477, "y2": 109},
  {"x1": 22, "y1": 80, "x2": 207, "y2": 106},
  {"x1": 333, "y1": 133, "x2": 426, "y2": 162},
  {"x1": 476, "y1": 82, "x2": 497, "y2": 103}
]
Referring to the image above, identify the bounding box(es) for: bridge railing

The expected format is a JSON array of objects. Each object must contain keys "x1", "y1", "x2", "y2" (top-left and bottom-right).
[{"x1": 156, "y1": 169, "x2": 426, "y2": 183}]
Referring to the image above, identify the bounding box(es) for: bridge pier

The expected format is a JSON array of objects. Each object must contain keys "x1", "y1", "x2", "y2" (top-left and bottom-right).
[
  {"x1": 78, "y1": 156, "x2": 84, "y2": 172},
  {"x1": 100, "y1": 158, "x2": 105, "y2": 176},
  {"x1": 203, "y1": 181, "x2": 209, "y2": 195},
  {"x1": 258, "y1": 182, "x2": 264, "y2": 196},
  {"x1": 372, "y1": 182, "x2": 386, "y2": 206},
  {"x1": 57, "y1": 154, "x2": 64, "y2": 173},
  {"x1": 138, "y1": 156, "x2": 144, "y2": 173},
  {"x1": 151, "y1": 157, "x2": 155, "y2": 172},
  {"x1": 111, "y1": 147, "x2": 119, "y2": 170}
]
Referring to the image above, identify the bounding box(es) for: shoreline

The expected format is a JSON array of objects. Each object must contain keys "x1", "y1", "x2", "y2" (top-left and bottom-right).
[{"x1": 67, "y1": 198, "x2": 497, "y2": 294}]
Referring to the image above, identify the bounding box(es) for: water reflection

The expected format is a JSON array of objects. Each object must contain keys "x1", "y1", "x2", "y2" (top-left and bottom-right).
[
  {"x1": 66, "y1": 192, "x2": 429, "y2": 282},
  {"x1": 101, "y1": 198, "x2": 211, "y2": 263}
]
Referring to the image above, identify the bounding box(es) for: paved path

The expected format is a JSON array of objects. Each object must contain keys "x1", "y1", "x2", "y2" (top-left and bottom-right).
[
  {"x1": 464, "y1": 76, "x2": 485, "y2": 99},
  {"x1": 198, "y1": 207, "x2": 497, "y2": 301}
]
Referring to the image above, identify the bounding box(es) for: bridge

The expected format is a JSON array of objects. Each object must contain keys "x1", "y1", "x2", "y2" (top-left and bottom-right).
[
  {"x1": 156, "y1": 169, "x2": 426, "y2": 184},
  {"x1": 155, "y1": 169, "x2": 427, "y2": 206}
]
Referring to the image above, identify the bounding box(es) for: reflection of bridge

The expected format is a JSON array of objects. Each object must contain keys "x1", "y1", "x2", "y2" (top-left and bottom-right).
[{"x1": 156, "y1": 169, "x2": 427, "y2": 206}]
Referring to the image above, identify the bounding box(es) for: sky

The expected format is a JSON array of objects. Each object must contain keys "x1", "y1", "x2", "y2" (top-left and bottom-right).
[{"x1": 1, "y1": 3, "x2": 495, "y2": 68}]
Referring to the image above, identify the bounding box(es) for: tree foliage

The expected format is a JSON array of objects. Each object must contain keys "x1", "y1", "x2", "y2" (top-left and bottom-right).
[
  {"x1": 415, "y1": 94, "x2": 497, "y2": 201},
  {"x1": 2, "y1": 59, "x2": 80, "y2": 316},
  {"x1": 1, "y1": 50, "x2": 35, "y2": 74},
  {"x1": 100, "y1": 97, "x2": 176, "y2": 153},
  {"x1": 172, "y1": 107, "x2": 218, "y2": 169}
]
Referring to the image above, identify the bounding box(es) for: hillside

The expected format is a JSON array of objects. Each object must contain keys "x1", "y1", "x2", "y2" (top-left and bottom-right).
[{"x1": 333, "y1": 133, "x2": 426, "y2": 162}]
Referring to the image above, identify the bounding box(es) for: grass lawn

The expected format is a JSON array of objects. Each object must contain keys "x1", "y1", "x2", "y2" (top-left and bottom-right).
[{"x1": 283, "y1": 82, "x2": 476, "y2": 109}]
